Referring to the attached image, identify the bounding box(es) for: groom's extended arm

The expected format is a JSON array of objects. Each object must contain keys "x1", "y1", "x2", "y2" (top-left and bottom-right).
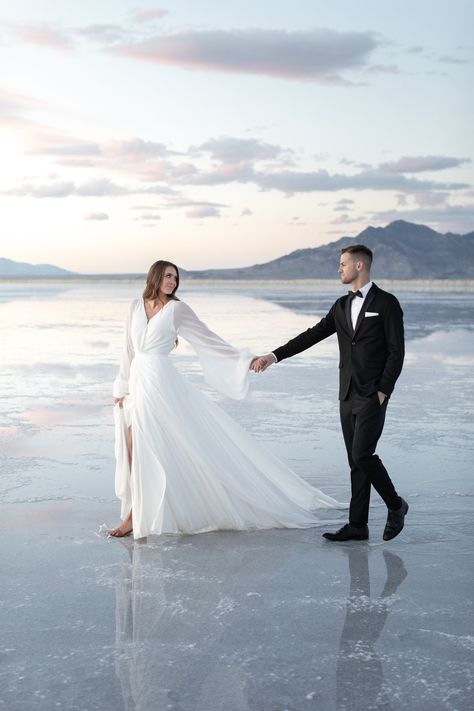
[
  {"x1": 251, "y1": 305, "x2": 337, "y2": 371},
  {"x1": 273, "y1": 306, "x2": 337, "y2": 362}
]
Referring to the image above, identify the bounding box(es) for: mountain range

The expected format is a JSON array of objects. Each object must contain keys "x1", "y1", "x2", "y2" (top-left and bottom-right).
[
  {"x1": 1, "y1": 221, "x2": 473, "y2": 279},
  {"x1": 0, "y1": 257, "x2": 75, "y2": 277},
  {"x1": 183, "y1": 221, "x2": 474, "y2": 280}
]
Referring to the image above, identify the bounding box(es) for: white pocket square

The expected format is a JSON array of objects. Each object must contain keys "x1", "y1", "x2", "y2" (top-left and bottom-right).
[{"x1": 365, "y1": 311, "x2": 379, "y2": 317}]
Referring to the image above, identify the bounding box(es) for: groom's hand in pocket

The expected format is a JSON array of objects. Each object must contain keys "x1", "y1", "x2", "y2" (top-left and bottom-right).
[
  {"x1": 377, "y1": 391, "x2": 387, "y2": 405},
  {"x1": 250, "y1": 354, "x2": 277, "y2": 373}
]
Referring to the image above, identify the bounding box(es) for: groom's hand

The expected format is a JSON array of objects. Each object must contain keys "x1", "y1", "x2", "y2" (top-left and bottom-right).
[
  {"x1": 377, "y1": 391, "x2": 387, "y2": 405},
  {"x1": 250, "y1": 354, "x2": 277, "y2": 372}
]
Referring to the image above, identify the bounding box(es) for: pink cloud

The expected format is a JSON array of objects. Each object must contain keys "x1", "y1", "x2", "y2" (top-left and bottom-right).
[
  {"x1": 0, "y1": 86, "x2": 45, "y2": 128},
  {"x1": 3, "y1": 22, "x2": 73, "y2": 51}
]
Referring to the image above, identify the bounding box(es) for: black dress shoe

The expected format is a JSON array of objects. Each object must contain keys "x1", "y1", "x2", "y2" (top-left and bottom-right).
[
  {"x1": 323, "y1": 523, "x2": 369, "y2": 542},
  {"x1": 383, "y1": 498, "x2": 409, "y2": 541}
]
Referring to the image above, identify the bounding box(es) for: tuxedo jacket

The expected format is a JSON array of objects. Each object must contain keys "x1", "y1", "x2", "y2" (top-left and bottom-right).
[{"x1": 273, "y1": 283, "x2": 404, "y2": 400}]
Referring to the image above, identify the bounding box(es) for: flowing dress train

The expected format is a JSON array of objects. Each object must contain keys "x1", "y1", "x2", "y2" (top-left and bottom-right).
[{"x1": 113, "y1": 298, "x2": 341, "y2": 538}]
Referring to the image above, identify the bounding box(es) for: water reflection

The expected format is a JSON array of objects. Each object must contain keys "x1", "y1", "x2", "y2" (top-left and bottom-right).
[
  {"x1": 0, "y1": 281, "x2": 73, "y2": 304},
  {"x1": 337, "y1": 548, "x2": 408, "y2": 711},
  {"x1": 114, "y1": 533, "x2": 287, "y2": 711},
  {"x1": 254, "y1": 289, "x2": 474, "y2": 340},
  {"x1": 112, "y1": 533, "x2": 408, "y2": 711}
]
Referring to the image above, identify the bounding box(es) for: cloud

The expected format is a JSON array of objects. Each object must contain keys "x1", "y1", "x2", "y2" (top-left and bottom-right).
[
  {"x1": 75, "y1": 24, "x2": 127, "y2": 45},
  {"x1": 438, "y1": 55, "x2": 468, "y2": 65},
  {"x1": 29, "y1": 140, "x2": 101, "y2": 156},
  {"x1": 75, "y1": 178, "x2": 128, "y2": 196},
  {"x1": 140, "y1": 212, "x2": 161, "y2": 220},
  {"x1": 241, "y1": 207, "x2": 253, "y2": 216},
  {"x1": 129, "y1": 8, "x2": 169, "y2": 23},
  {"x1": 334, "y1": 198, "x2": 355, "y2": 211},
  {"x1": 5, "y1": 180, "x2": 76, "y2": 198},
  {"x1": 253, "y1": 168, "x2": 468, "y2": 195},
  {"x1": 183, "y1": 163, "x2": 255, "y2": 186},
  {"x1": 365, "y1": 64, "x2": 399, "y2": 74},
  {"x1": 413, "y1": 191, "x2": 450, "y2": 207},
  {"x1": 158, "y1": 198, "x2": 228, "y2": 210},
  {"x1": 31, "y1": 158, "x2": 470, "y2": 201},
  {"x1": 5, "y1": 177, "x2": 137, "y2": 198},
  {"x1": 84, "y1": 212, "x2": 109, "y2": 220},
  {"x1": 0, "y1": 86, "x2": 45, "y2": 128},
  {"x1": 1, "y1": 22, "x2": 73, "y2": 52},
  {"x1": 29, "y1": 135, "x2": 172, "y2": 168},
  {"x1": 111, "y1": 27, "x2": 379, "y2": 83},
  {"x1": 198, "y1": 136, "x2": 284, "y2": 163},
  {"x1": 330, "y1": 213, "x2": 363, "y2": 225},
  {"x1": 288, "y1": 216, "x2": 307, "y2": 226},
  {"x1": 379, "y1": 155, "x2": 470, "y2": 173},
  {"x1": 371, "y1": 202, "x2": 474, "y2": 233},
  {"x1": 103, "y1": 137, "x2": 172, "y2": 159},
  {"x1": 186, "y1": 206, "x2": 221, "y2": 218}
]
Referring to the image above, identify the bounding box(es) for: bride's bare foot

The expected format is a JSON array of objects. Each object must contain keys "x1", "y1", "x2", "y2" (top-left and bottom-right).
[{"x1": 107, "y1": 511, "x2": 133, "y2": 537}]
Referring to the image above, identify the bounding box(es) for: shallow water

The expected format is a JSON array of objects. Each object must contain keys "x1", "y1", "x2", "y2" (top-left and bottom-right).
[{"x1": 1, "y1": 279, "x2": 473, "y2": 710}]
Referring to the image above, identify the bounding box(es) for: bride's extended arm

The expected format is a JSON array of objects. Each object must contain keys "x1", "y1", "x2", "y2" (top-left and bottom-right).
[
  {"x1": 173, "y1": 301, "x2": 254, "y2": 400},
  {"x1": 113, "y1": 300, "x2": 136, "y2": 402}
]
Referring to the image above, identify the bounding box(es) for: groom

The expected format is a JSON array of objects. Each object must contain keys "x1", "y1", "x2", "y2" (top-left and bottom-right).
[{"x1": 251, "y1": 245, "x2": 408, "y2": 542}]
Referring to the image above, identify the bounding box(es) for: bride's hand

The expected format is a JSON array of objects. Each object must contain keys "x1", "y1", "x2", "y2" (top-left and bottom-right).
[
  {"x1": 114, "y1": 397, "x2": 125, "y2": 408},
  {"x1": 250, "y1": 354, "x2": 276, "y2": 373}
]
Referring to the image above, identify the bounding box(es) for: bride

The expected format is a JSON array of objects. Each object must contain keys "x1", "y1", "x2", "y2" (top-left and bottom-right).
[{"x1": 107, "y1": 260, "x2": 341, "y2": 539}]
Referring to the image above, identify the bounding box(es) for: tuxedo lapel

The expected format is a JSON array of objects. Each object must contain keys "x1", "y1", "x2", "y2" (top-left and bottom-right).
[
  {"x1": 353, "y1": 286, "x2": 377, "y2": 337},
  {"x1": 344, "y1": 295, "x2": 354, "y2": 334}
]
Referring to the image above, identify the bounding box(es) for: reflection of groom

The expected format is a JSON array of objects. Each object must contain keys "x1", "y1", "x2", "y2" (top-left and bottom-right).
[
  {"x1": 337, "y1": 548, "x2": 407, "y2": 710},
  {"x1": 252, "y1": 245, "x2": 408, "y2": 541}
]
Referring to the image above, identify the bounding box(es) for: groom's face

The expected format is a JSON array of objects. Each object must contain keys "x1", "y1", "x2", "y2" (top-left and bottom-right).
[{"x1": 338, "y1": 254, "x2": 358, "y2": 284}]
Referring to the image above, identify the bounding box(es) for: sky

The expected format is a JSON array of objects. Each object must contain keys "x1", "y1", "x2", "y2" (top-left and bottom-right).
[{"x1": 0, "y1": 0, "x2": 473, "y2": 273}]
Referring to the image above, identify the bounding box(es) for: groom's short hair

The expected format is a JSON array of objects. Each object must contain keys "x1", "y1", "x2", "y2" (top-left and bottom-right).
[{"x1": 341, "y1": 244, "x2": 373, "y2": 269}]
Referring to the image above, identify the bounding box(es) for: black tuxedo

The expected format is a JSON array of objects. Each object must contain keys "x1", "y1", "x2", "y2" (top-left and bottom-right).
[{"x1": 273, "y1": 283, "x2": 404, "y2": 526}]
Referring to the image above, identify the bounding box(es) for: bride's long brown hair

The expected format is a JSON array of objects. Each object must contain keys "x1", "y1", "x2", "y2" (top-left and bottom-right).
[{"x1": 143, "y1": 260, "x2": 180, "y2": 302}]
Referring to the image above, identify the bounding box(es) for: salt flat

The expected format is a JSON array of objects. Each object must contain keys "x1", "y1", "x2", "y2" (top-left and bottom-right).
[{"x1": 1, "y1": 280, "x2": 473, "y2": 710}]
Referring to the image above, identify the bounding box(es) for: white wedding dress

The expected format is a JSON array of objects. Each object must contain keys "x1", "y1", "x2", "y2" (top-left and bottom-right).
[{"x1": 113, "y1": 298, "x2": 340, "y2": 539}]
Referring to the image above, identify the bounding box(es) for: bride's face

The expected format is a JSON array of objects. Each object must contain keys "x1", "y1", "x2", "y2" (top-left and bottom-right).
[{"x1": 159, "y1": 266, "x2": 178, "y2": 297}]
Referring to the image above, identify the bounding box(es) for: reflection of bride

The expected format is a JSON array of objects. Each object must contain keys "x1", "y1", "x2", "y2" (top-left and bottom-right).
[
  {"x1": 113, "y1": 533, "x2": 321, "y2": 710},
  {"x1": 114, "y1": 536, "x2": 279, "y2": 710},
  {"x1": 108, "y1": 260, "x2": 342, "y2": 539}
]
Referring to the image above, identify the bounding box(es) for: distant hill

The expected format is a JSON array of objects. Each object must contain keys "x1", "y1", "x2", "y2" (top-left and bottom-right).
[
  {"x1": 0, "y1": 258, "x2": 76, "y2": 277},
  {"x1": 2, "y1": 221, "x2": 473, "y2": 279},
  {"x1": 185, "y1": 221, "x2": 474, "y2": 280}
]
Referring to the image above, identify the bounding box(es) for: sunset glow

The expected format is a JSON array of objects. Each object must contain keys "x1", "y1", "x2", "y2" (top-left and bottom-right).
[{"x1": 0, "y1": 1, "x2": 472, "y2": 273}]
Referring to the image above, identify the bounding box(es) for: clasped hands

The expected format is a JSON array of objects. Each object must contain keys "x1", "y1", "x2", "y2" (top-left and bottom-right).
[
  {"x1": 249, "y1": 356, "x2": 387, "y2": 404},
  {"x1": 250, "y1": 353, "x2": 276, "y2": 373}
]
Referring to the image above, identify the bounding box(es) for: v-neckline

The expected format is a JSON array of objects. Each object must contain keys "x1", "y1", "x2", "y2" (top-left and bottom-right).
[{"x1": 143, "y1": 298, "x2": 171, "y2": 324}]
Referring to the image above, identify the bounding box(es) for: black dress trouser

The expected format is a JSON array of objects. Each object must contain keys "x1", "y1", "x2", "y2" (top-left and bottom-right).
[{"x1": 339, "y1": 385, "x2": 401, "y2": 527}]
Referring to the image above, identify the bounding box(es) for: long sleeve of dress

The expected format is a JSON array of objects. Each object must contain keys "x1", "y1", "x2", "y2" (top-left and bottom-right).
[
  {"x1": 174, "y1": 301, "x2": 254, "y2": 400},
  {"x1": 113, "y1": 300, "x2": 136, "y2": 398}
]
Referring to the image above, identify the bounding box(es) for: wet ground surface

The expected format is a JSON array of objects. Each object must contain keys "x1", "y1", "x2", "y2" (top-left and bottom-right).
[{"x1": 1, "y1": 280, "x2": 473, "y2": 710}]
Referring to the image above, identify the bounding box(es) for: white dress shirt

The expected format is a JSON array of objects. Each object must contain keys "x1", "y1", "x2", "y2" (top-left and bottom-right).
[{"x1": 350, "y1": 281, "x2": 373, "y2": 330}]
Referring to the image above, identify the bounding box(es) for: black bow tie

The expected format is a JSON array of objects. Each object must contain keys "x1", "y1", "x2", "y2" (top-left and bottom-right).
[{"x1": 348, "y1": 290, "x2": 363, "y2": 299}]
